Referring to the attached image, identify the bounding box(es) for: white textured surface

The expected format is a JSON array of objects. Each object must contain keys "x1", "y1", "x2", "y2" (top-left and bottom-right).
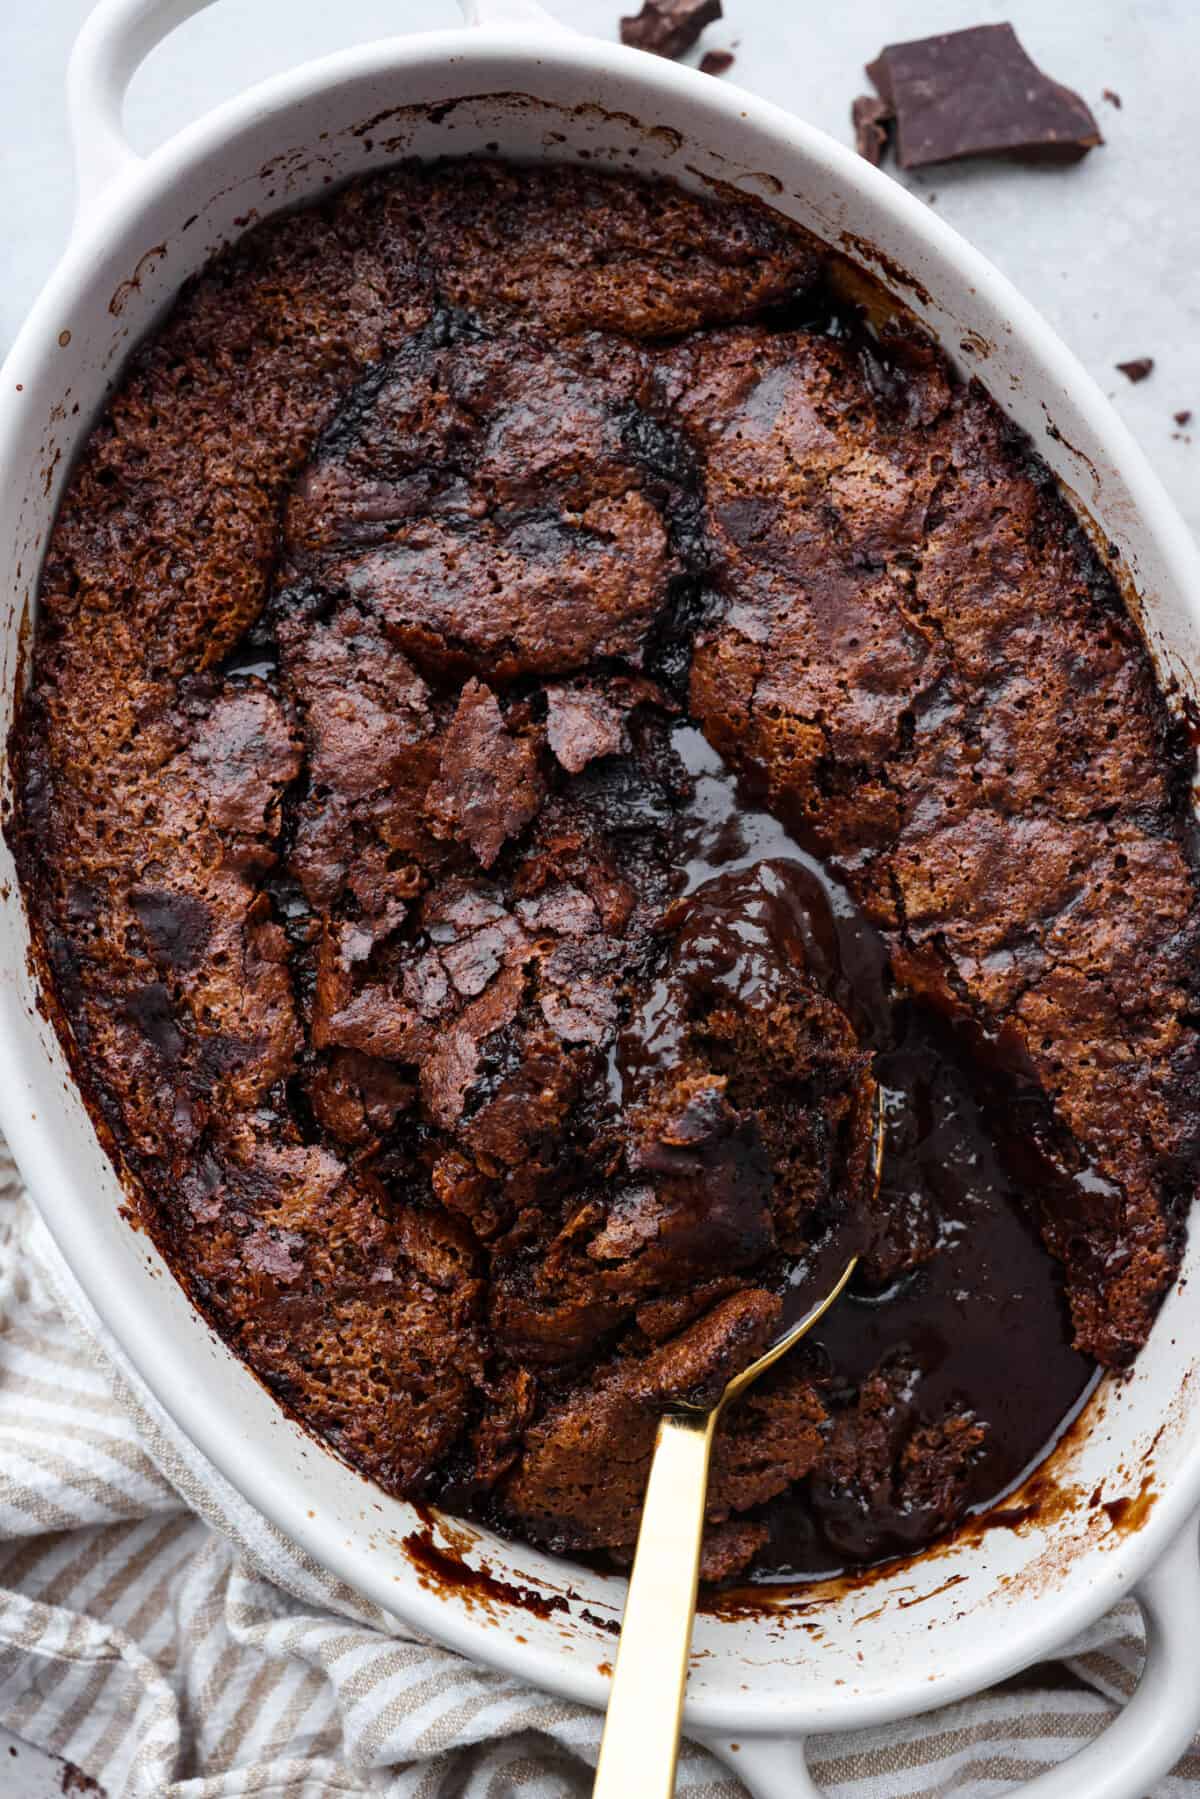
[{"x1": 0, "y1": 3, "x2": 1193, "y2": 1790}]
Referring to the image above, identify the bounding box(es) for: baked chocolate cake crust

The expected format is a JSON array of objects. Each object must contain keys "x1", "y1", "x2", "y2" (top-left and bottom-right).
[{"x1": 10, "y1": 160, "x2": 1199, "y2": 1581}]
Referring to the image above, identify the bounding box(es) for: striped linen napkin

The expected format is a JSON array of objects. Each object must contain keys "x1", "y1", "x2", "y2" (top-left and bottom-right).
[{"x1": 0, "y1": 1140, "x2": 1191, "y2": 1798}]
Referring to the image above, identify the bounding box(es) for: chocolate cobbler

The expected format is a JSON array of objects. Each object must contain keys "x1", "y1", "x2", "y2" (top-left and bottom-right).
[{"x1": 10, "y1": 162, "x2": 1200, "y2": 1582}]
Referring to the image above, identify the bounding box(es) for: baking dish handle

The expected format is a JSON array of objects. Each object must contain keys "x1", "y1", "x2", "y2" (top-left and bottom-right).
[
  {"x1": 66, "y1": 0, "x2": 569, "y2": 224},
  {"x1": 67, "y1": 0, "x2": 210, "y2": 220},
  {"x1": 702, "y1": 1512, "x2": 1200, "y2": 1799},
  {"x1": 460, "y1": 0, "x2": 571, "y2": 26}
]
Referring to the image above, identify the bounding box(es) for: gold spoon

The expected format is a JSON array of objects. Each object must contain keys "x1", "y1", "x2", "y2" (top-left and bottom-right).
[{"x1": 592, "y1": 1095, "x2": 884, "y2": 1799}]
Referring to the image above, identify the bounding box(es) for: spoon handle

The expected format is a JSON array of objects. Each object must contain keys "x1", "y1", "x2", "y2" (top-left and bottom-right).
[{"x1": 593, "y1": 1404, "x2": 718, "y2": 1798}]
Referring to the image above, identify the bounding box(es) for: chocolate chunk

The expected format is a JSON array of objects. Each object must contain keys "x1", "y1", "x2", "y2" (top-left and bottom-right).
[
  {"x1": 620, "y1": 0, "x2": 721, "y2": 60},
  {"x1": 424, "y1": 680, "x2": 545, "y2": 868},
  {"x1": 1116, "y1": 358, "x2": 1154, "y2": 384},
  {"x1": 130, "y1": 889, "x2": 213, "y2": 971},
  {"x1": 852, "y1": 94, "x2": 894, "y2": 167},
  {"x1": 1102, "y1": 88, "x2": 1122, "y2": 109},
  {"x1": 1175, "y1": 410, "x2": 1193, "y2": 427},
  {"x1": 866, "y1": 24, "x2": 1103, "y2": 169},
  {"x1": 700, "y1": 48, "x2": 735, "y2": 77},
  {"x1": 123, "y1": 982, "x2": 186, "y2": 1063}
]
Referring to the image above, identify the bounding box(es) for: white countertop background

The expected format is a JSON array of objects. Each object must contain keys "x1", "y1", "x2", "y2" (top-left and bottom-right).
[
  {"x1": 0, "y1": 1, "x2": 1194, "y2": 1791},
  {"x1": 2, "y1": 0, "x2": 1197, "y2": 538}
]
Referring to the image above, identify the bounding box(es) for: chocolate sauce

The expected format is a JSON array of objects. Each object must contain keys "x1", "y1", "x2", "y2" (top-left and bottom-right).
[{"x1": 658, "y1": 721, "x2": 1096, "y2": 1578}]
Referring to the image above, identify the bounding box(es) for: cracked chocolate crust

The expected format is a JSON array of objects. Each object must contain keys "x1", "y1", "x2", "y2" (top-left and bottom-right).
[{"x1": 9, "y1": 160, "x2": 1199, "y2": 1580}]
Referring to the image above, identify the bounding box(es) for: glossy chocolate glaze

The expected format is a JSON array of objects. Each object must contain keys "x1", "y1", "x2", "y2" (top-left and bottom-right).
[{"x1": 661, "y1": 723, "x2": 1095, "y2": 1576}]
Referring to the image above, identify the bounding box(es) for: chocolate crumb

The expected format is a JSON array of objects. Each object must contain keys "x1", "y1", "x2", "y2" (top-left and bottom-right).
[
  {"x1": 852, "y1": 94, "x2": 894, "y2": 167},
  {"x1": 424, "y1": 681, "x2": 545, "y2": 869},
  {"x1": 866, "y1": 23, "x2": 1103, "y2": 169},
  {"x1": 620, "y1": 0, "x2": 721, "y2": 59},
  {"x1": 700, "y1": 48, "x2": 735, "y2": 76},
  {"x1": 60, "y1": 1766, "x2": 103, "y2": 1796},
  {"x1": 1116, "y1": 358, "x2": 1154, "y2": 384},
  {"x1": 544, "y1": 684, "x2": 628, "y2": 775},
  {"x1": 1102, "y1": 88, "x2": 1122, "y2": 109},
  {"x1": 1174, "y1": 409, "x2": 1192, "y2": 427}
]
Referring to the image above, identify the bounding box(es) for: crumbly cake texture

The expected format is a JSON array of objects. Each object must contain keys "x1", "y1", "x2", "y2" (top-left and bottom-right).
[{"x1": 12, "y1": 161, "x2": 1199, "y2": 1580}]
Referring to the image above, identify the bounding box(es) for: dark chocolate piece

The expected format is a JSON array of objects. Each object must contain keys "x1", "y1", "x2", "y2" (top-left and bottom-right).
[
  {"x1": 1117, "y1": 358, "x2": 1155, "y2": 384},
  {"x1": 852, "y1": 94, "x2": 893, "y2": 166},
  {"x1": 620, "y1": 0, "x2": 721, "y2": 59},
  {"x1": 866, "y1": 24, "x2": 1103, "y2": 169},
  {"x1": 1102, "y1": 88, "x2": 1122, "y2": 109},
  {"x1": 700, "y1": 48, "x2": 735, "y2": 76},
  {"x1": 1175, "y1": 410, "x2": 1193, "y2": 427}
]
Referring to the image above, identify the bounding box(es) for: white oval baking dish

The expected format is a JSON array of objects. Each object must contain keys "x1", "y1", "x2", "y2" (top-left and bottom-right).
[{"x1": 2, "y1": 2, "x2": 1200, "y2": 1794}]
